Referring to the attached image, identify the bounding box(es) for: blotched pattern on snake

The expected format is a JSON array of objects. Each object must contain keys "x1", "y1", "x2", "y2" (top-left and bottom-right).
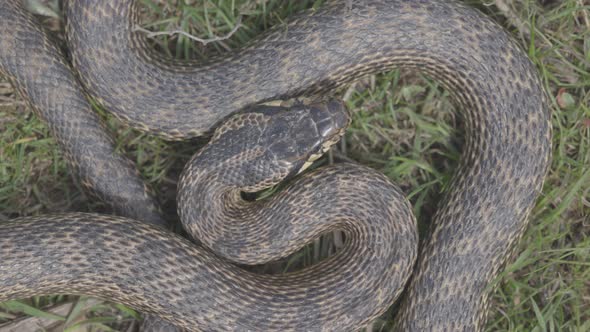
[{"x1": 0, "y1": 0, "x2": 551, "y2": 331}]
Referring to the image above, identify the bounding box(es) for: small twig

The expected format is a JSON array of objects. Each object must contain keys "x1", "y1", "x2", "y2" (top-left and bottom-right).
[
  {"x1": 133, "y1": 16, "x2": 243, "y2": 46},
  {"x1": 494, "y1": 0, "x2": 531, "y2": 37},
  {"x1": 577, "y1": 0, "x2": 589, "y2": 28},
  {"x1": 25, "y1": 0, "x2": 60, "y2": 19}
]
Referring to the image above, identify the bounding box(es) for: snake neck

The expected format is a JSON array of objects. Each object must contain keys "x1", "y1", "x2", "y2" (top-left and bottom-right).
[
  {"x1": 177, "y1": 154, "x2": 411, "y2": 265},
  {"x1": 176, "y1": 149, "x2": 309, "y2": 265}
]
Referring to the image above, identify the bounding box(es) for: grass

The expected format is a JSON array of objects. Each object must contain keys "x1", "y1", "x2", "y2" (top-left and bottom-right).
[{"x1": 0, "y1": 0, "x2": 588, "y2": 331}]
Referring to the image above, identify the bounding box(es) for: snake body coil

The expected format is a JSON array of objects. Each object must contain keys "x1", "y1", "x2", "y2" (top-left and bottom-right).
[{"x1": 0, "y1": 0, "x2": 551, "y2": 331}]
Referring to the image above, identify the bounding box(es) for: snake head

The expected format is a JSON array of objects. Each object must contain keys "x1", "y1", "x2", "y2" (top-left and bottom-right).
[
  {"x1": 206, "y1": 100, "x2": 350, "y2": 192},
  {"x1": 264, "y1": 100, "x2": 350, "y2": 175}
]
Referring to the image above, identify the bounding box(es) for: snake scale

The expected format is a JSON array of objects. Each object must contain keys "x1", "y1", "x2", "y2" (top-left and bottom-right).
[{"x1": 0, "y1": 0, "x2": 552, "y2": 331}]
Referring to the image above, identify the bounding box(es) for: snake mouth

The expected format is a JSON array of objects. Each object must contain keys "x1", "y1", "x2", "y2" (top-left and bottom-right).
[{"x1": 296, "y1": 100, "x2": 350, "y2": 174}]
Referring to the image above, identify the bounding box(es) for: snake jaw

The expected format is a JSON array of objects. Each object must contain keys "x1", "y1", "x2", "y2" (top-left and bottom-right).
[
  {"x1": 296, "y1": 124, "x2": 347, "y2": 175},
  {"x1": 291, "y1": 100, "x2": 350, "y2": 175}
]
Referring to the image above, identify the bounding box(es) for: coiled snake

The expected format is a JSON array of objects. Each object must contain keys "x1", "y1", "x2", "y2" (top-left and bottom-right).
[{"x1": 0, "y1": 0, "x2": 551, "y2": 331}]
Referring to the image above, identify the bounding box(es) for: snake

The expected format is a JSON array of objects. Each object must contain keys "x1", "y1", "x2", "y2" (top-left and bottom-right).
[{"x1": 0, "y1": 0, "x2": 552, "y2": 331}]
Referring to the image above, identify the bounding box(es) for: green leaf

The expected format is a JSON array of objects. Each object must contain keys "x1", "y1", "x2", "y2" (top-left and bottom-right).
[{"x1": 0, "y1": 300, "x2": 65, "y2": 321}]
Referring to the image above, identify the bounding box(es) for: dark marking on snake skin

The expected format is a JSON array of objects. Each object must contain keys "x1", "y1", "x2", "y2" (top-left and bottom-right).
[
  {"x1": 1, "y1": 0, "x2": 551, "y2": 331},
  {"x1": 0, "y1": 0, "x2": 166, "y2": 228}
]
